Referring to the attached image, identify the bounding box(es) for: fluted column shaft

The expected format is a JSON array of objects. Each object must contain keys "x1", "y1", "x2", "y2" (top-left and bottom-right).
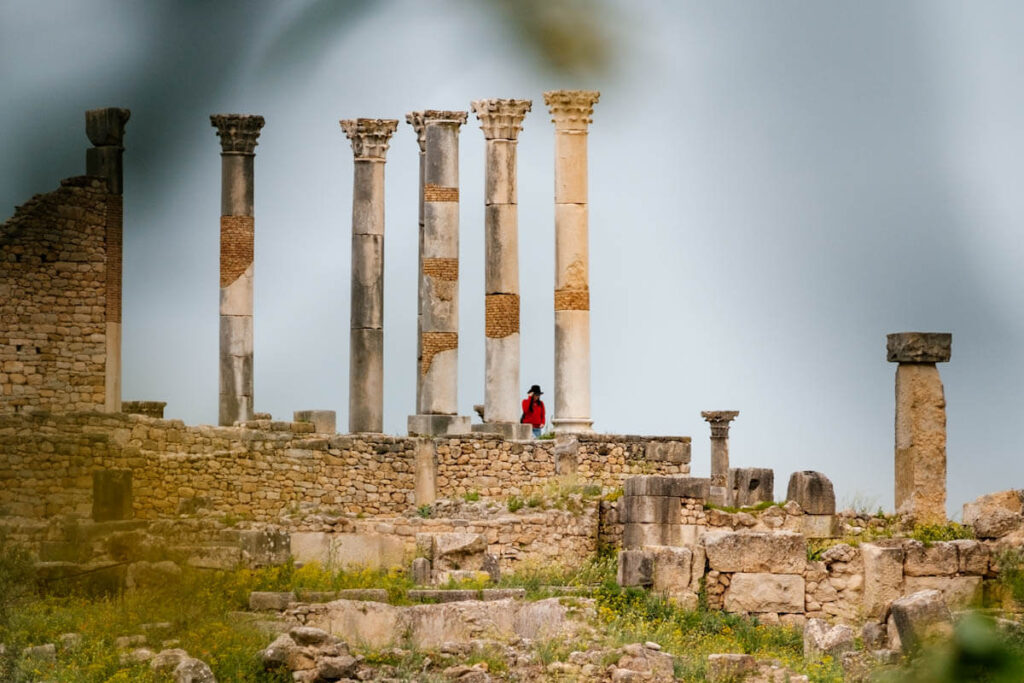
[
  {"x1": 545, "y1": 90, "x2": 599, "y2": 433},
  {"x1": 472, "y1": 99, "x2": 531, "y2": 425},
  {"x1": 211, "y1": 114, "x2": 264, "y2": 426},
  {"x1": 86, "y1": 107, "x2": 130, "y2": 413},
  {"x1": 341, "y1": 118, "x2": 398, "y2": 433}
]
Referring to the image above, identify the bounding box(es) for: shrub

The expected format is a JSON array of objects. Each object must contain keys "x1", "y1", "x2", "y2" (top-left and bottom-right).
[
  {"x1": 910, "y1": 522, "x2": 974, "y2": 546},
  {"x1": 506, "y1": 495, "x2": 524, "y2": 513},
  {"x1": 416, "y1": 504, "x2": 433, "y2": 518},
  {"x1": 464, "y1": 491, "x2": 480, "y2": 502}
]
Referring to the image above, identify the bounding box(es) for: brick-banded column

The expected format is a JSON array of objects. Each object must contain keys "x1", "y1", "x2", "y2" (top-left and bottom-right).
[
  {"x1": 887, "y1": 332, "x2": 951, "y2": 523},
  {"x1": 341, "y1": 118, "x2": 398, "y2": 433},
  {"x1": 406, "y1": 111, "x2": 471, "y2": 436},
  {"x1": 544, "y1": 90, "x2": 599, "y2": 433},
  {"x1": 210, "y1": 114, "x2": 264, "y2": 426},
  {"x1": 86, "y1": 107, "x2": 130, "y2": 413},
  {"x1": 702, "y1": 410, "x2": 739, "y2": 505},
  {"x1": 471, "y1": 99, "x2": 532, "y2": 437}
]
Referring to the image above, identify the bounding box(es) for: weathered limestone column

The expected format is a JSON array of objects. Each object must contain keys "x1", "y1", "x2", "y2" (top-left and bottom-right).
[
  {"x1": 471, "y1": 98, "x2": 533, "y2": 440},
  {"x1": 887, "y1": 332, "x2": 951, "y2": 523},
  {"x1": 340, "y1": 118, "x2": 398, "y2": 433},
  {"x1": 406, "y1": 111, "x2": 472, "y2": 436},
  {"x1": 210, "y1": 114, "x2": 264, "y2": 426},
  {"x1": 702, "y1": 410, "x2": 739, "y2": 505},
  {"x1": 544, "y1": 90, "x2": 599, "y2": 433},
  {"x1": 86, "y1": 107, "x2": 130, "y2": 413},
  {"x1": 407, "y1": 112, "x2": 428, "y2": 419}
]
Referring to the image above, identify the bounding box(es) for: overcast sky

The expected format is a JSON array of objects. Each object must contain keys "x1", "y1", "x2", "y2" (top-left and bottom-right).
[{"x1": 3, "y1": 1, "x2": 1024, "y2": 516}]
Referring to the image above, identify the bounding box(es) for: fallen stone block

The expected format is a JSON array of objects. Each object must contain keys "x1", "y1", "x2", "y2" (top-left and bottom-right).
[
  {"x1": 786, "y1": 471, "x2": 836, "y2": 515},
  {"x1": 150, "y1": 648, "x2": 190, "y2": 673},
  {"x1": 172, "y1": 657, "x2": 216, "y2": 683},
  {"x1": 411, "y1": 557, "x2": 431, "y2": 585},
  {"x1": 706, "y1": 653, "x2": 756, "y2": 683},
  {"x1": 728, "y1": 467, "x2": 774, "y2": 508},
  {"x1": 431, "y1": 532, "x2": 487, "y2": 570},
  {"x1": 804, "y1": 617, "x2": 855, "y2": 660},
  {"x1": 724, "y1": 573, "x2": 805, "y2": 614},
  {"x1": 950, "y1": 539, "x2": 988, "y2": 575},
  {"x1": 647, "y1": 545, "x2": 693, "y2": 595},
  {"x1": 904, "y1": 575, "x2": 982, "y2": 608},
  {"x1": 903, "y1": 540, "x2": 957, "y2": 576},
  {"x1": 703, "y1": 531, "x2": 806, "y2": 574},
  {"x1": 249, "y1": 591, "x2": 294, "y2": 611},
  {"x1": 862, "y1": 542, "x2": 905, "y2": 619},
  {"x1": 889, "y1": 589, "x2": 952, "y2": 651},
  {"x1": 618, "y1": 549, "x2": 653, "y2": 587}
]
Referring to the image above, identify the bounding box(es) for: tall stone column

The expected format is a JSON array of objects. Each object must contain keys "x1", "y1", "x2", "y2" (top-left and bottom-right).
[
  {"x1": 86, "y1": 107, "x2": 130, "y2": 413},
  {"x1": 702, "y1": 410, "x2": 739, "y2": 506},
  {"x1": 887, "y1": 332, "x2": 951, "y2": 523},
  {"x1": 340, "y1": 118, "x2": 398, "y2": 433},
  {"x1": 406, "y1": 110, "x2": 472, "y2": 436},
  {"x1": 407, "y1": 112, "x2": 428, "y2": 419},
  {"x1": 471, "y1": 98, "x2": 533, "y2": 440},
  {"x1": 544, "y1": 90, "x2": 599, "y2": 433},
  {"x1": 210, "y1": 114, "x2": 264, "y2": 426}
]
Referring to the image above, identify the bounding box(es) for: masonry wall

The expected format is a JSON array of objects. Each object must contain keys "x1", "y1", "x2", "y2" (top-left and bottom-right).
[
  {"x1": 0, "y1": 177, "x2": 113, "y2": 414},
  {"x1": 0, "y1": 411, "x2": 690, "y2": 521}
]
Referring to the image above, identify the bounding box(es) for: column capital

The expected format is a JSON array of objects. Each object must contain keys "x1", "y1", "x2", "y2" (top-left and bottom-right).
[
  {"x1": 86, "y1": 108, "x2": 131, "y2": 147},
  {"x1": 886, "y1": 332, "x2": 951, "y2": 363},
  {"x1": 543, "y1": 90, "x2": 600, "y2": 132},
  {"x1": 407, "y1": 111, "x2": 468, "y2": 152},
  {"x1": 701, "y1": 410, "x2": 739, "y2": 438},
  {"x1": 340, "y1": 118, "x2": 399, "y2": 161},
  {"x1": 471, "y1": 99, "x2": 532, "y2": 140},
  {"x1": 210, "y1": 114, "x2": 265, "y2": 155},
  {"x1": 406, "y1": 111, "x2": 427, "y2": 152}
]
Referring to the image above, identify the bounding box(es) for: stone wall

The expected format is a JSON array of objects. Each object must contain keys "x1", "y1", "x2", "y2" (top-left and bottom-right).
[
  {"x1": 0, "y1": 177, "x2": 115, "y2": 414},
  {"x1": 0, "y1": 411, "x2": 690, "y2": 522}
]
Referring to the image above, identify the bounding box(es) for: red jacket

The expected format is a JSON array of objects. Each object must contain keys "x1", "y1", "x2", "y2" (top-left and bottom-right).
[{"x1": 521, "y1": 397, "x2": 545, "y2": 428}]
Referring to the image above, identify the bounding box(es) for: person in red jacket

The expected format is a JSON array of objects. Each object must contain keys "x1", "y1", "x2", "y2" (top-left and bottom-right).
[{"x1": 521, "y1": 385, "x2": 546, "y2": 438}]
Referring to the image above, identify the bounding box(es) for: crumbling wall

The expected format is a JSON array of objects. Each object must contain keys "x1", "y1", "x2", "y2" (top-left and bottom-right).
[{"x1": 0, "y1": 177, "x2": 114, "y2": 414}]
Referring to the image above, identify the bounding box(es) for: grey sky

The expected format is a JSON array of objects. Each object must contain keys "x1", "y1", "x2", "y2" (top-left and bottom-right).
[{"x1": 2, "y1": 1, "x2": 1023, "y2": 516}]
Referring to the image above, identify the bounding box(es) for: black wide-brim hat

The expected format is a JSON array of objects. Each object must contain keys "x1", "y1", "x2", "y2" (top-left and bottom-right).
[{"x1": 529, "y1": 385, "x2": 543, "y2": 395}]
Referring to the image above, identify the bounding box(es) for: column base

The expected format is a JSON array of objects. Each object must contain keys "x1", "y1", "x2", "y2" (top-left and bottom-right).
[
  {"x1": 407, "y1": 414, "x2": 472, "y2": 437},
  {"x1": 709, "y1": 485, "x2": 730, "y2": 507},
  {"x1": 551, "y1": 417, "x2": 593, "y2": 434},
  {"x1": 471, "y1": 422, "x2": 534, "y2": 440}
]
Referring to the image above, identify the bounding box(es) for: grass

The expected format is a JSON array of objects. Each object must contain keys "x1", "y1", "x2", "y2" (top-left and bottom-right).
[{"x1": 703, "y1": 500, "x2": 783, "y2": 514}]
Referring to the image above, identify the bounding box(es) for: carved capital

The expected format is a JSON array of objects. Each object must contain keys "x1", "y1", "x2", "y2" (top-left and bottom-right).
[
  {"x1": 407, "y1": 110, "x2": 468, "y2": 152},
  {"x1": 544, "y1": 90, "x2": 600, "y2": 132},
  {"x1": 210, "y1": 114, "x2": 265, "y2": 155},
  {"x1": 471, "y1": 99, "x2": 532, "y2": 140},
  {"x1": 340, "y1": 118, "x2": 399, "y2": 161},
  {"x1": 406, "y1": 111, "x2": 427, "y2": 152},
  {"x1": 86, "y1": 108, "x2": 131, "y2": 147},
  {"x1": 701, "y1": 410, "x2": 739, "y2": 439}
]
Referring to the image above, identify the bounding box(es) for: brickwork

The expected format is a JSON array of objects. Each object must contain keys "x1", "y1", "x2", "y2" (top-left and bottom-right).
[
  {"x1": 219, "y1": 215, "x2": 254, "y2": 287},
  {"x1": 485, "y1": 293, "x2": 520, "y2": 338},
  {"x1": 420, "y1": 332, "x2": 458, "y2": 376},
  {"x1": 423, "y1": 184, "x2": 459, "y2": 202},
  {"x1": 0, "y1": 177, "x2": 113, "y2": 414},
  {"x1": 422, "y1": 258, "x2": 458, "y2": 281},
  {"x1": 554, "y1": 288, "x2": 590, "y2": 312}
]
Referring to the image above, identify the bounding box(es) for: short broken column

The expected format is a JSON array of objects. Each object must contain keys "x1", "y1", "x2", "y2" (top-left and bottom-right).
[
  {"x1": 701, "y1": 410, "x2": 738, "y2": 505},
  {"x1": 471, "y1": 98, "x2": 533, "y2": 440},
  {"x1": 887, "y1": 332, "x2": 951, "y2": 523},
  {"x1": 340, "y1": 118, "x2": 398, "y2": 433},
  {"x1": 86, "y1": 107, "x2": 130, "y2": 413},
  {"x1": 544, "y1": 90, "x2": 600, "y2": 433},
  {"x1": 406, "y1": 110, "x2": 471, "y2": 436},
  {"x1": 211, "y1": 114, "x2": 265, "y2": 426}
]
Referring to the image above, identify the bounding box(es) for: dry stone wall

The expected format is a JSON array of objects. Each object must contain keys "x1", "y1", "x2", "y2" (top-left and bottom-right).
[{"x1": 0, "y1": 177, "x2": 115, "y2": 414}]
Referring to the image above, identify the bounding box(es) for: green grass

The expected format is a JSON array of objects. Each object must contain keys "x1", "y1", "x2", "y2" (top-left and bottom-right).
[{"x1": 702, "y1": 500, "x2": 783, "y2": 514}]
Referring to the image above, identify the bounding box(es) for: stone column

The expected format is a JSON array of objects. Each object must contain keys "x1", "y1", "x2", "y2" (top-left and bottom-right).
[
  {"x1": 210, "y1": 114, "x2": 265, "y2": 426},
  {"x1": 887, "y1": 332, "x2": 951, "y2": 523},
  {"x1": 407, "y1": 112, "x2": 428, "y2": 420},
  {"x1": 544, "y1": 90, "x2": 600, "y2": 433},
  {"x1": 86, "y1": 107, "x2": 130, "y2": 413},
  {"x1": 702, "y1": 410, "x2": 739, "y2": 505},
  {"x1": 340, "y1": 118, "x2": 398, "y2": 433},
  {"x1": 406, "y1": 111, "x2": 472, "y2": 436},
  {"x1": 471, "y1": 98, "x2": 533, "y2": 440}
]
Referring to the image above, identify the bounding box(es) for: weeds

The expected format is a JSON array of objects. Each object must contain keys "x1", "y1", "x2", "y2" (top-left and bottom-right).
[
  {"x1": 463, "y1": 491, "x2": 480, "y2": 502},
  {"x1": 416, "y1": 504, "x2": 433, "y2": 519},
  {"x1": 506, "y1": 495, "x2": 524, "y2": 513}
]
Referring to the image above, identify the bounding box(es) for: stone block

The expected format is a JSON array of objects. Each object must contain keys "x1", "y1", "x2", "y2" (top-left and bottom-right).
[
  {"x1": 786, "y1": 471, "x2": 836, "y2": 514},
  {"x1": 623, "y1": 476, "x2": 710, "y2": 499},
  {"x1": 239, "y1": 528, "x2": 290, "y2": 567},
  {"x1": 950, "y1": 540, "x2": 988, "y2": 575},
  {"x1": 431, "y1": 532, "x2": 486, "y2": 567},
  {"x1": 617, "y1": 549, "x2": 653, "y2": 587},
  {"x1": 728, "y1": 467, "x2": 774, "y2": 508},
  {"x1": 903, "y1": 540, "x2": 957, "y2": 576},
  {"x1": 122, "y1": 401, "x2": 166, "y2": 418},
  {"x1": 620, "y1": 495, "x2": 683, "y2": 524},
  {"x1": 886, "y1": 332, "x2": 952, "y2": 363},
  {"x1": 623, "y1": 522, "x2": 690, "y2": 549},
  {"x1": 407, "y1": 414, "x2": 471, "y2": 437},
  {"x1": 889, "y1": 589, "x2": 952, "y2": 651},
  {"x1": 412, "y1": 557, "x2": 431, "y2": 585},
  {"x1": 703, "y1": 531, "x2": 806, "y2": 573},
  {"x1": 904, "y1": 575, "x2": 982, "y2": 608},
  {"x1": 862, "y1": 542, "x2": 905, "y2": 619},
  {"x1": 801, "y1": 515, "x2": 838, "y2": 539},
  {"x1": 249, "y1": 591, "x2": 294, "y2": 611},
  {"x1": 93, "y1": 469, "x2": 132, "y2": 522},
  {"x1": 127, "y1": 561, "x2": 181, "y2": 591},
  {"x1": 963, "y1": 490, "x2": 1024, "y2": 538},
  {"x1": 644, "y1": 440, "x2": 691, "y2": 464},
  {"x1": 706, "y1": 654, "x2": 756, "y2": 683},
  {"x1": 724, "y1": 573, "x2": 805, "y2": 613},
  {"x1": 804, "y1": 618, "x2": 855, "y2": 660},
  {"x1": 293, "y1": 410, "x2": 337, "y2": 434},
  {"x1": 470, "y1": 422, "x2": 533, "y2": 440},
  {"x1": 646, "y1": 545, "x2": 693, "y2": 595},
  {"x1": 290, "y1": 532, "x2": 407, "y2": 570}
]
